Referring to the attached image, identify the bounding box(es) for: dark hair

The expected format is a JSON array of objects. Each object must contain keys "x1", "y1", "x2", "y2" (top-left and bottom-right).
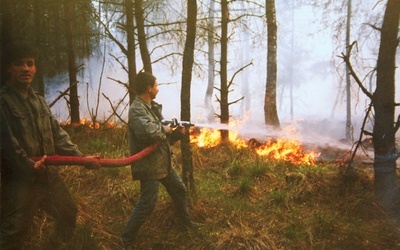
[
  {"x1": 134, "y1": 71, "x2": 156, "y2": 94},
  {"x1": 4, "y1": 41, "x2": 38, "y2": 66}
]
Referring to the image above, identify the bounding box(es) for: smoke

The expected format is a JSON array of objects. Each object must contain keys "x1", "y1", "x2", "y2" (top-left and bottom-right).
[{"x1": 46, "y1": 0, "x2": 398, "y2": 154}]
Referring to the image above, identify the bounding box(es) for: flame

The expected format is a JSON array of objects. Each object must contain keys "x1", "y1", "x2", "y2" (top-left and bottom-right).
[
  {"x1": 59, "y1": 117, "x2": 102, "y2": 129},
  {"x1": 190, "y1": 128, "x2": 221, "y2": 148},
  {"x1": 107, "y1": 121, "x2": 116, "y2": 127},
  {"x1": 190, "y1": 127, "x2": 320, "y2": 166},
  {"x1": 89, "y1": 122, "x2": 100, "y2": 129},
  {"x1": 77, "y1": 117, "x2": 100, "y2": 129},
  {"x1": 228, "y1": 130, "x2": 248, "y2": 149},
  {"x1": 255, "y1": 138, "x2": 319, "y2": 165},
  {"x1": 80, "y1": 117, "x2": 89, "y2": 125},
  {"x1": 59, "y1": 119, "x2": 71, "y2": 125}
]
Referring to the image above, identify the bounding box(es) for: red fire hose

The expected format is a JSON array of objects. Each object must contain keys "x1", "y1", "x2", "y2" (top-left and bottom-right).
[{"x1": 31, "y1": 142, "x2": 160, "y2": 168}]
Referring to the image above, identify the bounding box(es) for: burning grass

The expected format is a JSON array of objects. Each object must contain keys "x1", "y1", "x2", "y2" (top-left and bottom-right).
[
  {"x1": 190, "y1": 127, "x2": 320, "y2": 166},
  {"x1": 24, "y1": 125, "x2": 400, "y2": 249}
]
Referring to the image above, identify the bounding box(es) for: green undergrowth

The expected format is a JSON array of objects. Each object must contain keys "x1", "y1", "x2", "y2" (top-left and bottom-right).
[{"x1": 25, "y1": 126, "x2": 400, "y2": 249}]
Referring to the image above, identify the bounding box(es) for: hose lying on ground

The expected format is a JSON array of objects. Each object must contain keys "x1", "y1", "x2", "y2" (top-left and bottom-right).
[{"x1": 31, "y1": 142, "x2": 160, "y2": 168}]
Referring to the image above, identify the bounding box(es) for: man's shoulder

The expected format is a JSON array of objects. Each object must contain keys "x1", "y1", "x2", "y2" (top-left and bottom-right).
[
  {"x1": 0, "y1": 85, "x2": 13, "y2": 101},
  {"x1": 0, "y1": 85, "x2": 10, "y2": 95},
  {"x1": 130, "y1": 97, "x2": 141, "y2": 106},
  {"x1": 131, "y1": 96, "x2": 149, "y2": 108}
]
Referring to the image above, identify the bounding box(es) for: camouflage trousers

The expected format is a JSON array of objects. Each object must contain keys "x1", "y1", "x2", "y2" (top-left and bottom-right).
[{"x1": 0, "y1": 172, "x2": 78, "y2": 250}]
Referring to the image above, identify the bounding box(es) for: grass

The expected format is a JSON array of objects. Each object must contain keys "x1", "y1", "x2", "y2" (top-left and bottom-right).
[{"x1": 24, "y1": 125, "x2": 400, "y2": 249}]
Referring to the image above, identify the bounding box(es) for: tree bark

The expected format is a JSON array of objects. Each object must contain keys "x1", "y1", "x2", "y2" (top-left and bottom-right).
[
  {"x1": 373, "y1": 0, "x2": 400, "y2": 219},
  {"x1": 135, "y1": 0, "x2": 152, "y2": 73},
  {"x1": 33, "y1": 0, "x2": 45, "y2": 96},
  {"x1": 264, "y1": 0, "x2": 280, "y2": 128},
  {"x1": 220, "y1": 0, "x2": 229, "y2": 141},
  {"x1": 64, "y1": 0, "x2": 80, "y2": 124},
  {"x1": 180, "y1": 0, "x2": 197, "y2": 194},
  {"x1": 0, "y1": 0, "x2": 13, "y2": 87},
  {"x1": 125, "y1": 0, "x2": 137, "y2": 103},
  {"x1": 345, "y1": 0, "x2": 352, "y2": 140},
  {"x1": 205, "y1": 0, "x2": 216, "y2": 122}
]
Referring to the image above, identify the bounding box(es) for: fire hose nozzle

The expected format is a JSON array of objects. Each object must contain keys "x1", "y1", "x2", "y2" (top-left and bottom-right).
[{"x1": 162, "y1": 118, "x2": 194, "y2": 128}]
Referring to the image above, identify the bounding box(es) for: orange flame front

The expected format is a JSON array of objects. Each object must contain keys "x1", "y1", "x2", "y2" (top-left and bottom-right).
[
  {"x1": 190, "y1": 127, "x2": 319, "y2": 166},
  {"x1": 190, "y1": 128, "x2": 221, "y2": 148},
  {"x1": 255, "y1": 138, "x2": 319, "y2": 165},
  {"x1": 89, "y1": 122, "x2": 100, "y2": 129},
  {"x1": 59, "y1": 117, "x2": 119, "y2": 129}
]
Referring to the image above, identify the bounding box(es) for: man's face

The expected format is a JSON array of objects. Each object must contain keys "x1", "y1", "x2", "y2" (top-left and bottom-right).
[
  {"x1": 148, "y1": 81, "x2": 159, "y2": 100},
  {"x1": 8, "y1": 57, "x2": 37, "y2": 85}
]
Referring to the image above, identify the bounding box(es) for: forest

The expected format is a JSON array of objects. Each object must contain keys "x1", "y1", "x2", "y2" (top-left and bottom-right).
[{"x1": 0, "y1": 0, "x2": 400, "y2": 249}]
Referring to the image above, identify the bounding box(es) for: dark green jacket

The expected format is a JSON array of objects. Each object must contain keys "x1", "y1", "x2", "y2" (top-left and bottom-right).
[
  {"x1": 128, "y1": 96, "x2": 172, "y2": 180},
  {"x1": 0, "y1": 84, "x2": 83, "y2": 182}
]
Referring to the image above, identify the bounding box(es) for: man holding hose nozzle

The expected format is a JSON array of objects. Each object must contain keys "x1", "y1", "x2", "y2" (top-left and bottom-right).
[
  {"x1": 0, "y1": 41, "x2": 100, "y2": 249},
  {"x1": 121, "y1": 71, "x2": 199, "y2": 249}
]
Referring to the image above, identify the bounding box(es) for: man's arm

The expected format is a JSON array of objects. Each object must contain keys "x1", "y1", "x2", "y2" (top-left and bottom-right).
[
  {"x1": 129, "y1": 103, "x2": 170, "y2": 143},
  {"x1": 47, "y1": 105, "x2": 84, "y2": 156},
  {"x1": 0, "y1": 101, "x2": 37, "y2": 174},
  {"x1": 48, "y1": 106, "x2": 100, "y2": 169}
]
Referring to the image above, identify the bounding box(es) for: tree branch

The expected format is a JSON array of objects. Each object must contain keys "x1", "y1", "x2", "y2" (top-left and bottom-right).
[
  {"x1": 214, "y1": 94, "x2": 220, "y2": 103},
  {"x1": 49, "y1": 81, "x2": 79, "y2": 108},
  {"x1": 107, "y1": 77, "x2": 135, "y2": 94},
  {"x1": 228, "y1": 96, "x2": 245, "y2": 106},
  {"x1": 228, "y1": 60, "x2": 253, "y2": 89},
  {"x1": 102, "y1": 93, "x2": 128, "y2": 126},
  {"x1": 364, "y1": 23, "x2": 382, "y2": 31},
  {"x1": 92, "y1": 12, "x2": 128, "y2": 55},
  {"x1": 394, "y1": 114, "x2": 400, "y2": 133},
  {"x1": 152, "y1": 52, "x2": 183, "y2": 64},
  {"x1": 338, "y1": 42, "x2": 373, "y2": 99},
  {"x1": 109, "y1": 53, "x2": 128, "y2": 74},
  {"x1": 343, "y1": 102, "x2": 374, "y2": 174}
]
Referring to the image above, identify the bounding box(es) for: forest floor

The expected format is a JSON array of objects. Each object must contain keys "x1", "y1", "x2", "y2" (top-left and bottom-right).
[{"x1": 23, "y1": 125, "x2": 400, "y2": 250}]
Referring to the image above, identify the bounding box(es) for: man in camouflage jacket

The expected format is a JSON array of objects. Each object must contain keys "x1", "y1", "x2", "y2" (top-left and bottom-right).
[
  {"x1": 121, "y1": 71, "x2": 196, "y2": 249},
  {"x1": 0, "y1": 42, "x2": 98, "y2": 249}
]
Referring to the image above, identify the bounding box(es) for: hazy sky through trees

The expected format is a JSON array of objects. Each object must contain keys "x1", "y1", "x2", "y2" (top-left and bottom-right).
[{"x1": 47, "y1": 0, "x2": 399, "y2": 142}]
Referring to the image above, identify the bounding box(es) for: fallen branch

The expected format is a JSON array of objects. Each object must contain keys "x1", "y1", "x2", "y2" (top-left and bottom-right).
[
  {"x1": 338, "y1": 42, "x2": 373, "y2": 99},
  {"x1": 31, "y1": 142, "x2": 160, "y2": 168},
  {"x1": 49, "y1": 81, "x2": 79, "y2": 108},
  {"x1": 102, "y1": 93, "x2": 128, "y2": 126}
]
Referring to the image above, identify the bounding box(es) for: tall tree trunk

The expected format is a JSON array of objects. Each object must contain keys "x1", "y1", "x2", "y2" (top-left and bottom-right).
[
  {"x1": 373, "y1": 0, "x2": 400, "y2": 219},
  {"x1": 33, "y1": 0, "x2": 45, "y2": 96},
  {"x1": 135, "y1": 0, "x2": 152, "y2": 73},
  {"x1": 64, "y1": 0, "x2": 80, "y2": 124},
  {"x1": 345, "y1": 0, "x2": 352, "y2": 140},
  {"x1": 180, "y1": 0, "x2": 197, "y2": 194},
  {"x1": 239, "y1": 1, "x2": 250, "y2": 118},
  {"x1": 289, "y1": 0, "x2": 294, "y2": 120},
  {"x1": 264, "y1": 0, "x2": 280, "y2": 128},
  {"x1": 54, "y1": 5, "x2": 65, "y2": 72},
  {"x1": 125, "y1": 0, "x2": 137, "y2": 103},
  {"x1": 220, "y1": 0, "x2": 229, "y2": 141},
  {"x1": 205, "y1": 0, "x2": 215, "y2": 122},
  {"x1": 0, "y1": 0, "x2": 13, "y2": 87}
]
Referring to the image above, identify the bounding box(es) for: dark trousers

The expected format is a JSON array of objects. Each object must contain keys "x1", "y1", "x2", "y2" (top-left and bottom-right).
[
  {"x1": 121, "y1": 169, "x2": 190, "y2": 246},
  {"x1": 0, "y1": 172, "x2": 78, "y2": 250}
]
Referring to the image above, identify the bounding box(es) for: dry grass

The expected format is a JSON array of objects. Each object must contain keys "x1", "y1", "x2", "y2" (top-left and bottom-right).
[{"x1": 22, "y1": 126, "x2": 400, "y2": 249}]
